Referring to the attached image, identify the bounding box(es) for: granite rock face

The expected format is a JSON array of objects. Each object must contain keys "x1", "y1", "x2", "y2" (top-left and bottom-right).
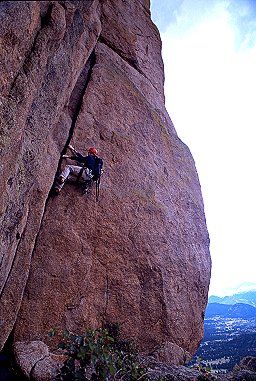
[{"x1": 0, "y1": 0, "x2": 211, "y2": 376}]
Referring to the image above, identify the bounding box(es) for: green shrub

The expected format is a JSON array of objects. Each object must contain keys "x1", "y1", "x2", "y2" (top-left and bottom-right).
[
  {"x1": 192, "y1": 357, "x2": 217, "y2": 381},
  {"x1": 54, "y1": 324, "x2": 149, "y2": 381}
]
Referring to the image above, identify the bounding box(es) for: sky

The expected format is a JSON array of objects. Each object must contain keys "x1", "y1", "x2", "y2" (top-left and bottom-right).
[{"x1": 150, "y1": 0, "x2": 256, "y2": 297}]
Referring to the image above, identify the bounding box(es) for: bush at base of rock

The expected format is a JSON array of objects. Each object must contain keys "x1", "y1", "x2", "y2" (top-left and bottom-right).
[{"x1": 53, "y1": 324, "x2": 148, "y2": 381}]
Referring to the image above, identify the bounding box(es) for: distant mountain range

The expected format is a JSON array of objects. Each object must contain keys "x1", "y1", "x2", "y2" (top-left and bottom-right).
[
  {"x1": 208, "y1": 290, "x2": 256, "y2": 307},
  {"x1": 192, "y1": 288, "x2": 256, "y2": 372},
  {"x1": 206, "y1": 302, "x2": 256, "y2": 318}
]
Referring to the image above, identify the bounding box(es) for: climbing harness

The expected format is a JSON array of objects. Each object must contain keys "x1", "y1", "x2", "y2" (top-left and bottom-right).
[{"x1": 79, "y1": 167, "x2": 101, "y2": 202}]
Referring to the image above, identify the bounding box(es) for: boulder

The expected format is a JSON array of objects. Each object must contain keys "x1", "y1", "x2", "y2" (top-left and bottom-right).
[
  {"x1": 14, "y1": 341, "x2": 66, "y2": 380},
  {"x1": 14, "y1": 341, "x2": 49, "y2": 379}
]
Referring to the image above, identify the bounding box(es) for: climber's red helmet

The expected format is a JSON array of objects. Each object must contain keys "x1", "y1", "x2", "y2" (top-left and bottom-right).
[{"x1": 88, "y1": 147, "x2": 98, "y2": 156}]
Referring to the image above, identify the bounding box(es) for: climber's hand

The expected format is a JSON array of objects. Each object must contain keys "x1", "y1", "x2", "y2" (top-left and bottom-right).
[{"x1": 68, "y1": 145, "x2": 76, "y2": 152}]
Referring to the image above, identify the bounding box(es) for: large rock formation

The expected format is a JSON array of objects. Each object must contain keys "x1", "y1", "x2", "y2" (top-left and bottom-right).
[{"x1": 0, "y1": 0, "x2": 211, "y2": 376}]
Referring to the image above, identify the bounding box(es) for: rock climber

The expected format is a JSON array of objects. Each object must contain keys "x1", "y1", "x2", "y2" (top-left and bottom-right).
[{"x1": 53, "y1": 145, "x2": 103, "y2": 194}]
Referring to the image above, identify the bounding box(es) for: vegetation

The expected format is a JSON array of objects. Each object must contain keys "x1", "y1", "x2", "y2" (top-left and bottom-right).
[
  {"x1": 51, "y1": 324, "x2": 149, "y2": 381},
  {"x1": 191, "y1": 358, "x2": 217, "y2": 381}
]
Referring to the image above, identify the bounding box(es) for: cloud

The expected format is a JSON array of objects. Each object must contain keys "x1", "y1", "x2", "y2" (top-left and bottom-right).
[
  {"x1": 227, "y1": 0, "x2": 256, "y2": 49},
  {"x1": 151, "y1": 0, "x2": 224, "y2": 34},
  {"x1": 151, "y1": 0, "x2": 256, "y2": 48},
  {"x1": 150, "y1": 0, "x2": 183, "y2": 32}
]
